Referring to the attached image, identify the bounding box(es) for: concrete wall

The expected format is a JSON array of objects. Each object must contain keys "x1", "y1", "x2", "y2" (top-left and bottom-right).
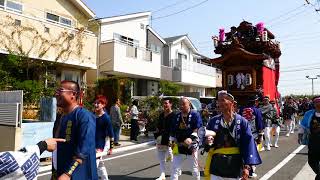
[
  {"x1": 161, "y1": 66, "x2": 173, "y2": 81},
  {"x1": 0, "y1": 126, "x2": 22, "y2": 151},
  {"x1": 162, "y1": 45, "x2": 170, "y2": 66},
  {"x1": 0, "y1": 0, "x2": 98, "y2": 69}
]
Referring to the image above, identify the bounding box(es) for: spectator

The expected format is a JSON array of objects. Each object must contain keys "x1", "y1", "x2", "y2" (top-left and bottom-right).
[
  {"x1": 53, "y1": 80, "x2": 97, "y2": 180},
  {"x1": 130, "y1": 99, "x2": 139, "y2": 141},
  {"x1": 0, "y1": 138, "x2": 65, "y2": 180},
  {"x1": 94, "y1": 95, "x2": 114, "y2": 180},
  {"x1": 110, "y1": 98, "x2": 124, "y2": 146}
]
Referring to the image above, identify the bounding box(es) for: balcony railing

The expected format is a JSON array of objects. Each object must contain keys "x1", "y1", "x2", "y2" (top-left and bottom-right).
[
  {"x1": 171, "y1": 59, "x2": 216, "y2": 76},
  {"x1": 106, "y1": 39, "x2": 155, "y2": 62}
]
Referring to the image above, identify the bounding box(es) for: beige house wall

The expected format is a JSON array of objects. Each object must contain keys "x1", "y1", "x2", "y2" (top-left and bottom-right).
[{"x1": 0, "y1": 0, "x2": 98, "y2": 69}]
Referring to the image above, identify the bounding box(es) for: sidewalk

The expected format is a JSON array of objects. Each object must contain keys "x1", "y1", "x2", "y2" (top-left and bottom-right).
[
  {"x1": 114, "y1": 132, "x2": 155, "y2": 149},
  {"x1": 39, "y1": 132, "x2": 155, "y2": 171},
  {"x1": 293, "y1": 162, "x2": 316, "y2": 180}
]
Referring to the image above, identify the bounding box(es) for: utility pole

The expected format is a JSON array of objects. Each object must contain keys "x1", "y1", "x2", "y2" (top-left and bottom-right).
[{"x1": 306, "y1": 75, "x2": 320, "y2": 95}]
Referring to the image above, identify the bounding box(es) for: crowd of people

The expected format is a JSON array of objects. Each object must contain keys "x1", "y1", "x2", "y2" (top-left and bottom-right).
[
  {"x1": 153, "y1": 91, "x2": 320, "y2": 180},
  {"x1": 1, "y1": 80, "x2": 320, "y2": 180}
]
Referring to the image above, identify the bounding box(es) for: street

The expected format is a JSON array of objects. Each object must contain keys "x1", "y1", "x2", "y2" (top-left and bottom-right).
[{"x1": 38, "y1": 129, "x2": 312, "y2": 180}]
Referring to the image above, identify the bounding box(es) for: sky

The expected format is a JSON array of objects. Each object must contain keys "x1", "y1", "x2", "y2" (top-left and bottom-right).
[{"x1": 83, "y1": 0, "x2": 320, "y2": 96}]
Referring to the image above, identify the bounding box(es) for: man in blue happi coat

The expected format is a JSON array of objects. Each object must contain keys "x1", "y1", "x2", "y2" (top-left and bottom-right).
[
  {"x1": 169, "y1": 97, "x2": 202, "y2": 180},
  {"x1": 52, "y1": 80, "x2": 97, "y2": 180},
  {"x1": 204, "y1": 91, "x2": 262, "y2": 180}
]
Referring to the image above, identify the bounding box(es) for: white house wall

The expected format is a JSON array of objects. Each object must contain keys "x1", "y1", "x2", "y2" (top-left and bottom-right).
[
  {"x1": 170, "y1": 41, "x2": 193, "y2": 60},
  {"x1": 113, "y1": 42, "x2": 161, "y2": 78},
  {"x1": 100, "y1": 16, "x2": 149, "y2": 48},
  {"x1": 181, "y1": 71, "x2": 216, "y2": 88}
]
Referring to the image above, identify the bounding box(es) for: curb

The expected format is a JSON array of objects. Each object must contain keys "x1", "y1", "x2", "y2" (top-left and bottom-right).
[{"x1": 39, "y1": 140, "x2": 155, "y2": 173}]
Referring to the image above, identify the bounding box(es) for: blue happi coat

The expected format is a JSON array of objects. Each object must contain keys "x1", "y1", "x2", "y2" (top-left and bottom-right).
[
  {"x1": 171, "y1": 110, "x2": 202, "y2": 142},
  {"x1": 239, "y1": 106, "x2": 264, "y2": 138},
  {"x1": 207, "y1": 114, "x2": 262, "y2": 165},
  {"x1": 55, "y1": 107, "x2": 98, "y2": 180}
]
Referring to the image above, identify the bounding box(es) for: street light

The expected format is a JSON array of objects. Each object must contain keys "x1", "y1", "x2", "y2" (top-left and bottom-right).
[{"x1": 306, "y1": 75, "x2": 320, "y2": 95}]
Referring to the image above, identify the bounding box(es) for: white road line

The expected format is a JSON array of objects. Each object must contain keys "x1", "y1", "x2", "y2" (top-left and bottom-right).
[
  {"x1": 102, "y1": 147, "x2": 156, "y2": 161},
  {"x1": 38, "y1": 147, "x2": 156, "y2": 177},
  {"x1": 260, "y1": 145, "x2": 305, "y2": 180},
  {"x1": 38, "y1": 171, "x2": 52, "y2": 177}
]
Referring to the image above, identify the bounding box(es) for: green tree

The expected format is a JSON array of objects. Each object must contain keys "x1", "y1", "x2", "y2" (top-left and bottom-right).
[{"x1": 159, "y1": 80, "x2": 182, "y2": 96}]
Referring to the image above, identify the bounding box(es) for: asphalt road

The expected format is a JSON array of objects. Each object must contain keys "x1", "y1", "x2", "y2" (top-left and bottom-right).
[{"x1": 38, "y1": 129, "x2": 309, "y2": 180}]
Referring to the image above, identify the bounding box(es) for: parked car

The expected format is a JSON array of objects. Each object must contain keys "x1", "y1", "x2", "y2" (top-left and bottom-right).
[{"x1": 200, "y1": 97, "x2": 216, "y2": 106}]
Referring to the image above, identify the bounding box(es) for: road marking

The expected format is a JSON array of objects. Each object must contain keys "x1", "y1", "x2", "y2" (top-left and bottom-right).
[
  {"x1": 38, "y1": 171, "x2": 52, "y2": 177},
  {"x1": 103, "y1": 147, "x2": 156, "y2": 161},
  {"x1": 260, "y1": 145, "x2": 305, "y2": 180},
  {"x1": 38, "y1": 147, "x2": 156, "y2": 177}
]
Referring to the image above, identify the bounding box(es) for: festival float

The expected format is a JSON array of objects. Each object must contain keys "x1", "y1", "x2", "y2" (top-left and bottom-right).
[{"x1": 211, "y1": 21, "x2": 281, "y2": 106}]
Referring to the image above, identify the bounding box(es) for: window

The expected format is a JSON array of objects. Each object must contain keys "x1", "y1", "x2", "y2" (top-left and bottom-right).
[
  {"x1": 0, "y1": 0, "x2": 4, "y2": 8},
  {"x1": 14, "y1": 19, "x2": 21, "y2": 26},
  {"x1": 6, "y1": 0, "x2": 22, "y2": 13},
  {"x1": 113, "y1": 33, "x2": 139, "y2": 47},
  {"x1": 46, "y1": 12, "x2": 72, "y2": 27},
  {"x1": 61, "y1": 70, "x2": 80, "y2": 83},
  {"x1": 46, "y1": 13, "x2": 59, "y2": 22},
  {"x1": 149, "y1": 44, "x2": 161, "y2": 53},
  {"x1": 60, "y1": 17, "x2": 71, "y2": 26}
]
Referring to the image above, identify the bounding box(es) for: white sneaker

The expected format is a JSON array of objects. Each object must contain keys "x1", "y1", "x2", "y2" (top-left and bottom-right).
[
  {"x1": 266, "y1": 146, "x2": 271, "y2": 151},
  {"x1": 291, "y1": 131, "x2": 294, "y2": 134},
  {"x1": 249, "y1": 172, "x2": 258, "y2": 178},
  {"x1": 286, "y1": 133, "x2": 290, "y2": 137},
  {"x1": 178, "y1": 169, "x2": 182, "y2": 176},
  {"x1": 155, "y1": 176, "x2": 165, "y2": 180},
  {"x1": 274, "y1": 144, "x2": 279, "y2": 148},
  {"x1": 156, "y1": 173, "x2": 166, "y2": 180}
]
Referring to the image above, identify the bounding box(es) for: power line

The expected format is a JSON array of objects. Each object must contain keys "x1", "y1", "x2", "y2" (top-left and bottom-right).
[
  {"x1": 152, "y1": 0, "x2": 190, "y2": 13},
  {"x1": 266, "y1": 4, "x2": 307, "y2": 24},
  {"x1": 281, "y1": 66, "x2": 320, "y2": 73},
  {"x1": 269, "y1": 6, "x2": 310, "y2": 28},
  {"x1": 152, "y1": 0, "x2": 209, "y2": 21},
  {"x1": 281, "y1": 62, "x2": 320, "y2": 69}
]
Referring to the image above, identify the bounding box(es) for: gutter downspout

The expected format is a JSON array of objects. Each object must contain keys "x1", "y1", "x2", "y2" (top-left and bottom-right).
[{"x1": 96, "y1": 21, "x2": 101, "y2": 80}]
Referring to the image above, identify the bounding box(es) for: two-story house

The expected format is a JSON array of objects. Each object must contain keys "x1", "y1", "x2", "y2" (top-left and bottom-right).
[
  {"x1": 0, "y1": 0, "x2": 98, "y2": 87},
  {"x1": 94, "y1": 12, "x2": 165, "y2": 96},
  {"x1": 162, "y1": 34, "x2": 218, "y2": 97}
]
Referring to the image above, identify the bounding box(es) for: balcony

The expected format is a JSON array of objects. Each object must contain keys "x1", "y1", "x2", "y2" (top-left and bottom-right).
[
  {"x1": 170, "y1": 59, "x2": 217, "y2": 87},
  {"x1": 99, "y1": 40, "x2": 161, "y2": 79}
]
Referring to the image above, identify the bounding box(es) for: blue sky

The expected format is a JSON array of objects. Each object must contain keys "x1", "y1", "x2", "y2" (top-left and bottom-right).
[{"x1": 83, "y1": 0, "x2": 320, "y2": 96}]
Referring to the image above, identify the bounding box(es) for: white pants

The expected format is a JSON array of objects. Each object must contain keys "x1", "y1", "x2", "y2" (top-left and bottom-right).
[
  {"x1": 170, "y1": 152, "x2": 200, "y2": 180},
  {"x1": 210, "y1": 174, "x2": 238, "y2": 180},
  {"x1": 264, "y1": 127, "x2": 271, "y2": 147},
  {"x1": 272, "y1": 124, "x2": 280, "y2": 145},
  {"x1": 286, "y1": 119, "x2": 295, "y2": 134},
  {"x1": 157, "y1": 146, "x2": 173, "y2": 176},
  {"x1": 96, "y1": 157, "x2": 109, "y2": 180}
]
